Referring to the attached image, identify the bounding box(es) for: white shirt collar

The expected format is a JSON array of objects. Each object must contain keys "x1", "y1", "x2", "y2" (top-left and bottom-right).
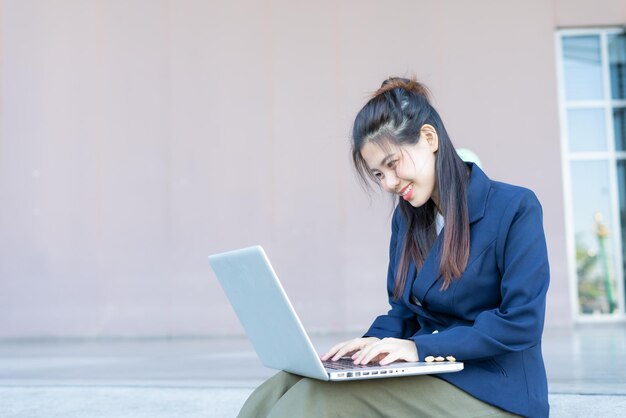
[{"x1": 436, "y1": 212, "x2": 444, "y2": 235}]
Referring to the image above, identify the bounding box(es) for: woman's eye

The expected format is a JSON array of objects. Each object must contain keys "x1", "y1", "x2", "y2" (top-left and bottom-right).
[
  {"x1": 374, "y1": 172, "x2": 383, "y2": 180},
  {"x1": 388, "y1": 160, "x2": 398, "y2": 168}
]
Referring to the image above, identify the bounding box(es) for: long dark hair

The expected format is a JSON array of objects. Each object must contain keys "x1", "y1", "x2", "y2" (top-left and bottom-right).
[{"x1": 351, "y1": 77, "x2": 470, "y2": 298}]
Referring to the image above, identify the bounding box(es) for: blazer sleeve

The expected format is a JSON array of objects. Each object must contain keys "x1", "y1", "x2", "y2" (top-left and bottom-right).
[
  {"x1": 363, "y1": 207, "x2": 420, "y2": 339},
  {"x1": 411, "y1": 190, "x2": 550, "y2": 361}
]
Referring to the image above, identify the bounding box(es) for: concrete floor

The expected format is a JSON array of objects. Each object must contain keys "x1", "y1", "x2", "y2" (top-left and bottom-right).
[{"x1": 1, "y1": 324, "x2": 625, "y2": 417}]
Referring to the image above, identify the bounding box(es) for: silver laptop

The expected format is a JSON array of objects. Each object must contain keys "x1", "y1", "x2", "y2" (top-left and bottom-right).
[{"x1": 208, "y1": 245, "x2": 463, "y2": 381}]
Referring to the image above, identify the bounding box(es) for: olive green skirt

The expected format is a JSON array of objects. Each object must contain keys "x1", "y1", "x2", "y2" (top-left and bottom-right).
[{"x1": 237, "y1": 371, "x2": 520, "y2": 418}]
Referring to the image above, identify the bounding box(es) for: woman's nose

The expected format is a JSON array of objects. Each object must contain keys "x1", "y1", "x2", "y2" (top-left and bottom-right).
[{"x1": 384, "y1": 172, "x2": 400, "y2": 191}]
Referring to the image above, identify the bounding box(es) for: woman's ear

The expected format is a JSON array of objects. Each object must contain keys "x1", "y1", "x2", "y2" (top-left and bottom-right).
[{"x1": 420, "y1": 124, "x2": 439, "y2": 152}]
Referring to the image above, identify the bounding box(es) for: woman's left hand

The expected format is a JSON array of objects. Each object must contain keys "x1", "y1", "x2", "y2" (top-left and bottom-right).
[{"x1": 352, "y1": 337, "x2": 419, "y2": 366}]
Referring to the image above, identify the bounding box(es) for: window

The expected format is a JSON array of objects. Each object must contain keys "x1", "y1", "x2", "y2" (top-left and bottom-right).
[{"x1": 557, "y1": 28, "x2": 626, "y2": 319}]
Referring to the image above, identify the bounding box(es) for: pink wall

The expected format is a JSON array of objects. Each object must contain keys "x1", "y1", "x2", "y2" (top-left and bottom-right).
[{"x1": 1, "y1": 0, "x2": 624, "y2": 337}]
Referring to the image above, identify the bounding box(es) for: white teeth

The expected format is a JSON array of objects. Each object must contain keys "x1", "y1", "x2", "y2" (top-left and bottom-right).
[{"x1": 401, "y1": 184, "x2": 412, "y2": 196}]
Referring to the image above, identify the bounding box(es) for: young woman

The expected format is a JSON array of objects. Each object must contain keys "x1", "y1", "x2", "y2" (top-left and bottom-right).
[{"x1": 238, "y1": 77, "x2": 550, "y2": 418}]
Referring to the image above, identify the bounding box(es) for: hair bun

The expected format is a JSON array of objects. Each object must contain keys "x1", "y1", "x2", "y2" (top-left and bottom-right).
[{"x1": 374, "y1": 77, "x2": 431, "y2": 102}]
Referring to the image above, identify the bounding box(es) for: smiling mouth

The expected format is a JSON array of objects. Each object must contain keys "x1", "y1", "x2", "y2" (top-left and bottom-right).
[{"x1": 399, "y1": 184, "x2": 413, "y2": 197}]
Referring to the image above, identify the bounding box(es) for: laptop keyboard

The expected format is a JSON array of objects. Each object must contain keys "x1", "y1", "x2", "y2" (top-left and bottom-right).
[{"x1": 322, "y1": 358, "x2": 374, "y2": 370}]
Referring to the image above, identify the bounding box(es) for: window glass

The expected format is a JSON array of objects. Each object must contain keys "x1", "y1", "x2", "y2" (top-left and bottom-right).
[
  {"x1": 563, "y1": 35, "x2": 604, "y2": 101},
  {"x1": 567, "y1": 108, "x2": 607, "y2": 152},
  {"x1": 570, "y1": 160, "x2": 618, "y2": 314},
  {"x1": 615, "y1": 107, "x2": 626, "y2": 151},
  {"x1": 617, "y1": 160, "x2": 626, "y2": 312},
  {"x1": 560, "y1": 29, "x2": 626, "y2": 318},
  {"x1": 608, "y1": 33, "x2": 626, "y2": 100}
]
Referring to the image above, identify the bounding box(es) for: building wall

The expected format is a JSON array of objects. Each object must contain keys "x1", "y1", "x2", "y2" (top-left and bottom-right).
[{"x1": 1, "y1": 0, "x2": 624, "y2": 338}]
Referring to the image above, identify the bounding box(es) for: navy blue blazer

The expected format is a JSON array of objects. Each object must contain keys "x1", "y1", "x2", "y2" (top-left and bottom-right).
[{"x1": 364, "y1": 163, "x2": 550, "y2": 418}]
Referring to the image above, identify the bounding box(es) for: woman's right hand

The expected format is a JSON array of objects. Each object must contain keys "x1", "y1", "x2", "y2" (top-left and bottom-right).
[{"x1": 320, "y1": 337, "x2": 381, "y2": 362}]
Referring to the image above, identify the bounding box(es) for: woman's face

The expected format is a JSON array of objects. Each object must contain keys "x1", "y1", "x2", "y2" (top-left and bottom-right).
[{"x1": 360, "y1": 125, "x2": 439, "y2": 209}]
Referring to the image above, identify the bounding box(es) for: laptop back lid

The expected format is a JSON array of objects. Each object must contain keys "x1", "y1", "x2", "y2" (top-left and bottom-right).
[{"x1": 209, "y1": 245, "x2": 329, "y2": 380}]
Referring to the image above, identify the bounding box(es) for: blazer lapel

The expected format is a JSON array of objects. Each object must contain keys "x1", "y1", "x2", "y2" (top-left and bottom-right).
[
  {"x1": 406, "y1": 163, "x2": 492, "y2": 305},
  {"x1": 466, "y1": 162, "x2": 490, "y2": 225},
  {"x1": 399, "y1": 255, "x2": 446, "y2": 325},
  {"x1": 410, "y1": 230, "x2": 444, "y2": 304}
]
